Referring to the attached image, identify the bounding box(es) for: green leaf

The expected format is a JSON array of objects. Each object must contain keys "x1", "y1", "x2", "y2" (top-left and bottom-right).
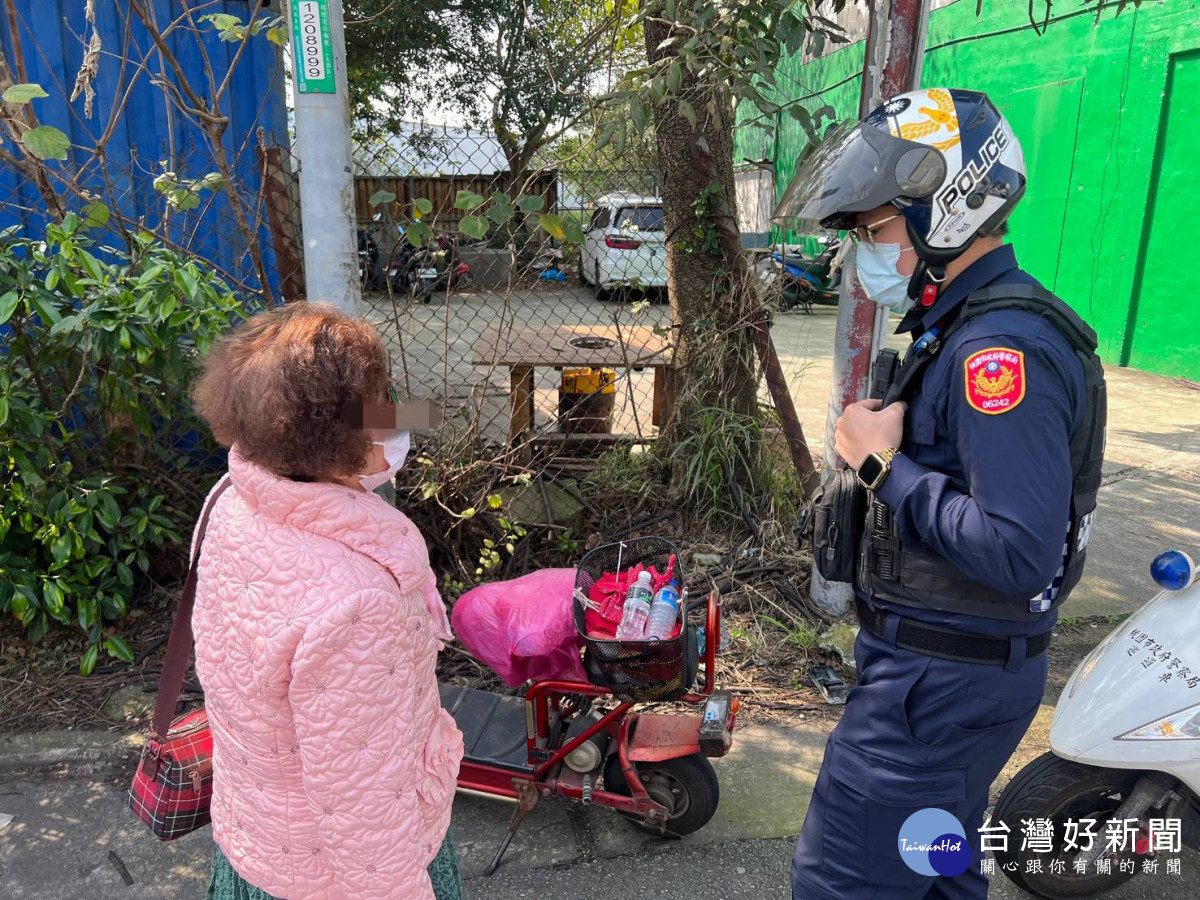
[
  {"x1": 666, "y1": 63, "x2": 683, "y2": 94},
  {"x1": 104, "y1": 635, "x2": 135, "y2": 663},
  {"x1": 517, "y1": 195, "x2": 545, "y2": 214},
  {"x1": 43, "y1": 580, "x2": 64, "y2": 613},
  {"x1": 487, "y1": 204, "x2": 514, "y2": 226},
  {"x1": 630, "y1": 98, "x2": 649, "y2": 132},
  {"x1": 368, "y1": 190, "x2": 396, "y2": 207},
  {"x1": 539, "y1": 214, "x2": 565, "y2": 241},
  {"x1": 596, "y1": 122, "x2": 617, "y2": 151},
  {"x1": 405, "y1": 221, "x2": 432, "y2": 247},
  {"x1": 50, "y1": 534, "x2": 73, "y2": 565},
  {"x1": 454, "y1": 190, "x2": 485, "y2": 211},
  {"x1": 459, "y1": 216, "x2": 488, "y2": 240},
  {"x1": 80, "y1": 643, "x2": 99, "y2": 677},
  {"x1": 679, "y1": 100, "x2": 698, "y2": 128},
  {"x1": 81, "y1": 201, "x2": 110, "y2": 229},
  {"x1": 174, "y1": 191, "x2": 200, "y2": 211},
  {"x1": 487, "y1": 494, "x2": 503, "y2": 509},
  {"x1": 267, "y1": 25, "x2": 287, "y2": 46},
  {"x1": 200, "y1": 13, "x2": 241, "y2": 31},
  {"x1": 413, "y1": 198, "x2": 434, "y2": 216},
  {"x1": 562, "y1": 219, "x2": 586, "y2": 244},
  {"x1": 459, "y1": 507, "x2": 476, "y2": 520},
  {"x1": 78, "y1": 597, "x2": 96, "y2": 631},
  {"x1": 22, "y1": 125, "x2": 70, "y2": 161},
  {"x1": 3, "y1": 83, "x2": 49, "y2": 104},
  {"x1": 0, "y1": 290, "x2": 18, "y2": 326}
]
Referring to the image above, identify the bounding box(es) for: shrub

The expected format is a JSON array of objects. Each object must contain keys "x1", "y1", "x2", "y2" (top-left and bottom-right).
[{"x1": 0, "y1": 212, "x2": 249, "y2": 672}]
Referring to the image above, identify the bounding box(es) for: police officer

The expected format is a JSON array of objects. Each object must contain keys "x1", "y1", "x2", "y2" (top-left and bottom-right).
[{"x1": 775, "y1": 88, "x2": 1107, "y2": 899}]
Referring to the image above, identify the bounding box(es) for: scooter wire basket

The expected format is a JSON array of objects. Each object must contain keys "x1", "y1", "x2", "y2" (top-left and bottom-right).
[{"x1": 573, "y1": 537, "x2": 699, "y2": 703}]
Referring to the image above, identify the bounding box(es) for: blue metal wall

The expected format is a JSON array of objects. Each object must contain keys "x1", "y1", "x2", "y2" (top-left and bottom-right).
[{"x1": 1, "y1": 0, "x2": 289, "y2": 299}]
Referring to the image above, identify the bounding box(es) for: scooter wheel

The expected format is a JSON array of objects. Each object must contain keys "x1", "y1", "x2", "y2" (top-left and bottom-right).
[
  {"x1": 602, "y1": 752, "x2": 719, "y2": 838},
  {"x1": 991, "y1": 751, "x2": 1147, "y2": 899}
]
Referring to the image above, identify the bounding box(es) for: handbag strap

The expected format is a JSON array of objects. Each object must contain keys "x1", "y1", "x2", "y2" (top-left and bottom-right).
[{"x1": 151, "y1": 473, "x2": 234, "y2": 741}]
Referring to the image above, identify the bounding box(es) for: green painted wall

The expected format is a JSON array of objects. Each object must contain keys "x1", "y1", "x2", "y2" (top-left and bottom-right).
[{"x1": 739, "y1": 0, "x2": 1200, "y2": 379}]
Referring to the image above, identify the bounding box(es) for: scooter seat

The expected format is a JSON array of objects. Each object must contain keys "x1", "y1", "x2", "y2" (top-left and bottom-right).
[{"x1": 439, "y1": 684, "x2": 531, "y2": 772}]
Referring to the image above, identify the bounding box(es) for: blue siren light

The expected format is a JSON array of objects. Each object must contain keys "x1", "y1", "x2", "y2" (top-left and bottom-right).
[{"x1": 1151, "y1": 550, "x2": 1196, "y2": 592}]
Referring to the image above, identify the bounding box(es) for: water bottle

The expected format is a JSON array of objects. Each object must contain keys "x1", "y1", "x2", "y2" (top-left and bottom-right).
[
  {"x1": 615, "y1": 571, "x2": 654, "y2": 640},
  {"x1": 645, "y1": 580, "x2": 682, "y2": 640}
]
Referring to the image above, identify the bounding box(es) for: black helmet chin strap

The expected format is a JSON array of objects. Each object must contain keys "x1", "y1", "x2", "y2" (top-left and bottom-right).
[{"x1": 908, "y1": 259, "x2": 946, "y2": 310}]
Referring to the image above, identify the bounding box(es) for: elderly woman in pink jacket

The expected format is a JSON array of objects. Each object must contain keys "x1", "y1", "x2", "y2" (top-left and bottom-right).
[{"x1": 188, "y1": 302, "x2": 465, "y2": 900}]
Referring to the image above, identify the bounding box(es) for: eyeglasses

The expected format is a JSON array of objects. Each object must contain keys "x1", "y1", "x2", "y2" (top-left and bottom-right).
[{"x1": 849, "y1": 214, "x2": 902, "y2": 249}]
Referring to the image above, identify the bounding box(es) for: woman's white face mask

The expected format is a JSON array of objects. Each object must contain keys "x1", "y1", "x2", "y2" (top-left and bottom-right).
[{"x1": 356, "y1": 431, "x2": 410, "y2": 492}]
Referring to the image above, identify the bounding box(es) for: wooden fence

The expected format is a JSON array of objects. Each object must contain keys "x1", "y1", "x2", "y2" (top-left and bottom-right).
[{"x1": 353, "y1": 171, "x2": 559, "y2": 229}]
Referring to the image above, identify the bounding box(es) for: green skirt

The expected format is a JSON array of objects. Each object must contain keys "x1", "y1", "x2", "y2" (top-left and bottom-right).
[{"x1": 206, "y1": 830, "x2": 464, "y2": 900}]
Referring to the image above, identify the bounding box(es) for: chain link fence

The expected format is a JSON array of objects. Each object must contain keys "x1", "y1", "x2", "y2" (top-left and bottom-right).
[{"x1": 342, "y1": 124, "x2": 675, "y2": 457}]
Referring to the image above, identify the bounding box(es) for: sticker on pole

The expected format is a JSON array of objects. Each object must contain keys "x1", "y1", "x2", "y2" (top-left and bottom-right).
[
  {"x1": 290, "y1": 1, "x2": 336, "y2": 94},
  {"x1": 964, "y1": 347, "x2": 1025, "y2": 415}
]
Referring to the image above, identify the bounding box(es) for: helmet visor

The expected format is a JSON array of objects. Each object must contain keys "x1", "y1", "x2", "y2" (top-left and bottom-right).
[{"x1": 772, "y1": 121, "x2": 945, "y2": 232}]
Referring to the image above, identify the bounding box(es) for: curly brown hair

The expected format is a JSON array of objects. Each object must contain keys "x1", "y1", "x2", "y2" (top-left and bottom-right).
[{"x1": 191, "y1": 302, "x2": 389, "y2": 481}]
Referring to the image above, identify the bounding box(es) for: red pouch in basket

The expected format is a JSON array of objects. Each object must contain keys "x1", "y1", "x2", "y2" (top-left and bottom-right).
[{"x1": 584, "y1": 556, "x2": 678, "y2": 639}]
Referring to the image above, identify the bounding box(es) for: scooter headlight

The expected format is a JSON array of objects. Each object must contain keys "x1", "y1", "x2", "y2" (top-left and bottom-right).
[{"x1": 1118, "y1": 702, "x2": 1200, "y2": 740}]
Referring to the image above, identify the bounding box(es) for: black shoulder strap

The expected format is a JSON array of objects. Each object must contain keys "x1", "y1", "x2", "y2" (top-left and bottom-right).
[
  {"x1": 961, "y1": 284, "x2": 1099, "y2": 356},
  {"x1": 883, "y1": 282, "x2": 1099, "y2": 408}
]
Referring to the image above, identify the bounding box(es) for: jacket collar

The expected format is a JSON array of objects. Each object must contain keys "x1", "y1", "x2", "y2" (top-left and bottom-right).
[{"x1": 226, "y1": 444, "x2": 452, "y2": 639}]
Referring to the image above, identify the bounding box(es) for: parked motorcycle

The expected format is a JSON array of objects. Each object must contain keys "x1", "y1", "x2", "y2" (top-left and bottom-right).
[
  {"x1": 992, "y1": 549, "x2": 1200, "y2": 898},
  {"x1": 390, "y1": 233, "x2": 472, "y2": 303},
  {"x1": 756, "y1": 236, "x2": 843, "y2": 312},
  {"x1": 357, "y1": 226, "x2": 381, "y2": 291}
]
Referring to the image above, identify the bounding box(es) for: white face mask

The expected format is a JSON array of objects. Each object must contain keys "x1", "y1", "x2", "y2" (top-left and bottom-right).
[
  {"x1": 856, "y1": 241, "x2": 915, "y2": 312},
  {"x1": 356, "y1": 431, "x2": 410, "y2": 492}
]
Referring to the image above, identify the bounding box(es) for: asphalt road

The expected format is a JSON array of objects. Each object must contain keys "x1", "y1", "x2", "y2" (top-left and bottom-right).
[{"x1": 466, "y1": 835, "x2": 1200, "y2": 900}]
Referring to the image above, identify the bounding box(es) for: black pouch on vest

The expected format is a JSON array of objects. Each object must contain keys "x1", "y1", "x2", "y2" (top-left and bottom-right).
[{"x1": 806, "y1": 468, "x2": 867, "y2": 583}]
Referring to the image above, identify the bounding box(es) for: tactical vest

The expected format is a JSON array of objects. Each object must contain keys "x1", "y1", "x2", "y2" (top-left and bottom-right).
[{"x1": 857, "y1": 284, "x2": 1108, "y2": 622}]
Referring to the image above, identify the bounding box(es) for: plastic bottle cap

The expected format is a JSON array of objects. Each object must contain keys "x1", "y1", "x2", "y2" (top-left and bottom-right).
[{"x1": 638, "y1": 572, "x2": 652, "y2": 584}]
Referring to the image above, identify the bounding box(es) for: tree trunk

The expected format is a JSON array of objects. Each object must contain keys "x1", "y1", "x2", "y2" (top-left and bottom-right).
[{"x1": 643, "y1": 19, "x2": 759, "y2": 433}]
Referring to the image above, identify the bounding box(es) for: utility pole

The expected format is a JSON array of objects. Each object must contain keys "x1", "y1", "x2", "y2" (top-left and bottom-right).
[
  {"x1": 810, "y1": 0, "x2": 931, "y2": 615},
  {"x1": 285, "y1": 0, "x2": 360, "y2": 314}
]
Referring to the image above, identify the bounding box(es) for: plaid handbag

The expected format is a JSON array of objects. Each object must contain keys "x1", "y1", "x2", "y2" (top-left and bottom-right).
[{"x1": 128, "y1": 475, "x2": 232, "y2": 841}]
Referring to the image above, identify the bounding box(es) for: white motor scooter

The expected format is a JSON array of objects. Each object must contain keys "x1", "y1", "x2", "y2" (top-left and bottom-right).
[{"x1": 993, "y1": 549, "x2": 1200, "y2": 898}]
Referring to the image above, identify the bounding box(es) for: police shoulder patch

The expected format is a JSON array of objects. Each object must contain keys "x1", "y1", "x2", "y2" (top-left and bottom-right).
[{"x1": 964, "y1": 347, "x2": 1026, "y2": 415}]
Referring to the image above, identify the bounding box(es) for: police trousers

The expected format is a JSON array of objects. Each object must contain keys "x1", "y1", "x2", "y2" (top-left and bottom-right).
[{"x1": 792, "y1": 627, "x2": 1047, "y2": 900}]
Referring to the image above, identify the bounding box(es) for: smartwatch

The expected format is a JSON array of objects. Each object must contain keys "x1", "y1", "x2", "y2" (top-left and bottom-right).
[{"x1": 856, "y1": 447, "x2": 900, "y2": 491}]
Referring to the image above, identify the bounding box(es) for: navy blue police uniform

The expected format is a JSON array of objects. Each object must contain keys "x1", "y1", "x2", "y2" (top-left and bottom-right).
[{"x1": 791, "y1": 244, "x2": 1089, "y2": 900}]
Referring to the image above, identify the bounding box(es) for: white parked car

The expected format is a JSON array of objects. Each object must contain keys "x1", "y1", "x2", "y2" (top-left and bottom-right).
[{"x1": 579, "y1": 194, "x2": 667, "y2": 299}]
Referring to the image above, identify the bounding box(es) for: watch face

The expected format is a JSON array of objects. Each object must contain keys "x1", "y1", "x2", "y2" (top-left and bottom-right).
[{"x1": 858, "y1": 455, "x2": 885, "y2": 487}]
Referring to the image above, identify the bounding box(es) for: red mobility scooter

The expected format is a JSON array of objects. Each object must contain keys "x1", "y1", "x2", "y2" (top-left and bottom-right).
[{"x1": 438, "y1": 538, "x2": 739, "y2": 874}]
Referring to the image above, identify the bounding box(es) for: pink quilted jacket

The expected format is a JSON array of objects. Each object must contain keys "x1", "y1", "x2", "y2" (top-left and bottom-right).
[{"x1": 191, "y1": 445, "x2": 464, "y2": 899}]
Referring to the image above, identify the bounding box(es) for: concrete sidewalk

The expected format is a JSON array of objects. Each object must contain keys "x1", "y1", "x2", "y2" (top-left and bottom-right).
[
  {"x1": 0, "y1": 724, "x2": 826, "y2": 899},
  {"x1": 5, "y1": 717, "x2": 1200, "y2": 898}
]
